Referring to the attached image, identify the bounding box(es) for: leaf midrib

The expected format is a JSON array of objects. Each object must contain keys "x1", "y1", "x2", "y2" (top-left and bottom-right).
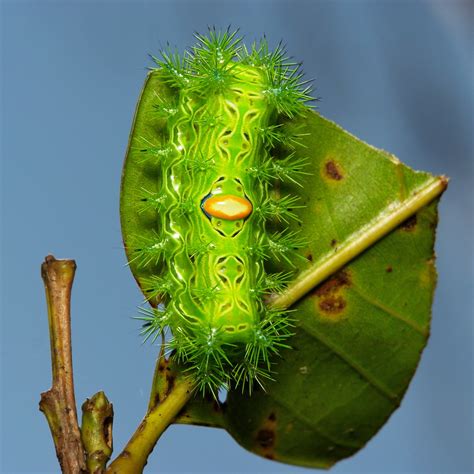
[{"x1": 269, "y1": 176, "x2": 447, "y2": 311}]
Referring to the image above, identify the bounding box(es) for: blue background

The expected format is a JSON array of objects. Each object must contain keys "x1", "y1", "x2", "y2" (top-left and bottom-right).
[{"x1": 1, "y1": 1, "x2": 472, "y2": 473}]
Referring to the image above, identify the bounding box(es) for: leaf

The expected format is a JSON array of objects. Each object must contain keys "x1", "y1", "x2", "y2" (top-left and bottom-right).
[
  {"x1": 223, "y1": 111, "x2": 447, "y2": 468},
  {"x1": 120, "y1": 72, "x2": 173, "y2": 298},
  {"x1": 121, "y1": 71, "x2": 446, "y2": 468}
]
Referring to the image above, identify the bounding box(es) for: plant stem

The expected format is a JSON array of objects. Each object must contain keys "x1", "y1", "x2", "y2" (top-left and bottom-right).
[
  {"x1": 106, "y1": 374, "x2": 195, "y2": 473},
  {"x1": 81, "y1": 391, "x2": 114, "y2": 473},
  {"x1": 147, "y1": 346, "x2": 225, "y2": 428},
  {"x1": 270, "y1": 176, "x2": 448, "y2": 310},
  {"x1": 39, "y1": 255, "x2": 87, "y2": 473},
  {"x1": 147, "y1": 335, "x2": 167, "y2": 411}
]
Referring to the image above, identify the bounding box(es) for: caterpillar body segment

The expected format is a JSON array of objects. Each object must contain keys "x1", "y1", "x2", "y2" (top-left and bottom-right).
[{"x1": 121, "y1": 29, "x2": 314, "y2": 395}]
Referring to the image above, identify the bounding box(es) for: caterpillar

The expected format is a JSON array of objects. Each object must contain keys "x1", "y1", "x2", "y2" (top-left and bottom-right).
[{"x1": 121, "y1": 28, "x2": 314, "y2": 397}]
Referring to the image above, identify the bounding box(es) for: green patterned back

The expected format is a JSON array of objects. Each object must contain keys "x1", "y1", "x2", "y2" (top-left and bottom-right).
[{"x1": 120, "y1": 29, "x2": 313, "y2": 395}]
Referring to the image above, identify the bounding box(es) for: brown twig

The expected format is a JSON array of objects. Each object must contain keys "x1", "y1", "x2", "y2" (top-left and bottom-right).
[{"x1": 39, "y1": 255, "x2": 87, "y2": 473}]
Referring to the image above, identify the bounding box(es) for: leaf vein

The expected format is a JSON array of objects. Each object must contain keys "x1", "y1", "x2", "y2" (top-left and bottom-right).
[
  {"x1": 300, "y1": 324, "x2": 401, "y2": 406},
  {"x1": 268, "y1": 392, "x2": 363, "y2": 449},
  {"x1": 395, "y1": 160, "x2": 408, "y2": 201},
  {"x1": 351, "y1": 284, "x2": 429, "y2": 337}
]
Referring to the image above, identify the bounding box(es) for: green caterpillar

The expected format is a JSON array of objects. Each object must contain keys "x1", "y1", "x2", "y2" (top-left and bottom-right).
[{"x1": 121, "y1": 28, "x2": 314, "y2": 396}]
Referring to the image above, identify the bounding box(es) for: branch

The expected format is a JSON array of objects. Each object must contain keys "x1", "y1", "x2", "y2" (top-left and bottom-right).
[
  {"x1": 106, "y1": 373, "x2": 195, "y2": 473},
  {"x1": 39, "y1": 255, "x2": 87, "y2": 473},
  {"x1": 81, "y1": 392, "x2": 114, "y2": 473},
  {"x1": 147, "y1": 334, "x2": 167, "y2": 412},
  {"x1": 148, "y1": 347, "x2": 225, "y2": 428}
]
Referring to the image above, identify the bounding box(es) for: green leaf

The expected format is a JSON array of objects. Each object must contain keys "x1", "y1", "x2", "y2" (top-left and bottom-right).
[
  {"x1": 121, "y1": 71, "x2": 446, "y2": 469},
  {"x1": 223, "y1": 111, "x2": 447, "y2": 468}
]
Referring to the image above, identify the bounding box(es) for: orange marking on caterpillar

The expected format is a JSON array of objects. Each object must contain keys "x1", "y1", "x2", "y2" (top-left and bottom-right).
[{"x1": 203, "y1": 194, "x2": 253, "y2": 220}]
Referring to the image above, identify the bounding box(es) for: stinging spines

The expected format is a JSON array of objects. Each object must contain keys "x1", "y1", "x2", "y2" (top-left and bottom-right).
[
  {"x1": 131, "y1": 28, "x2": 314, "y2": 396},
  {"x1": 151, "y1": 27, "x2": 315, "y2": 117}
]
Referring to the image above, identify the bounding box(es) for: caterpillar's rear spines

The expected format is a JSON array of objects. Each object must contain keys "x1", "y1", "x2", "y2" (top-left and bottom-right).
[
  {"x1": 166, "y1": 306, "x2": 294, "y2": 396},
  {"x1": 232, "y1": 308, "x2": 294, "y2": 393},
  {"x1": 246, "y1": 307, "x2": 294, "y2": 367},
  {"x1": 232, "y1": 361, "x2": 274, "y2": 393},
  {"x1": 138, "y1": 296, "x2": 295, "y2": 397},
  {"x1": 169, "y1": 324, "x2": 233, "y2": 397}
]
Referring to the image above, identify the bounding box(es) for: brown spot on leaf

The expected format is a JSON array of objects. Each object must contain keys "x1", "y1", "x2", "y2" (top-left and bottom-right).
[
  {"x1": 313, "y1": 270, "x2": 351, "y2": 297},
  {"x1": 319, "y1": 296, "x2": 346, "y2": 314},
  {"x1": 256, "y1": 429, "x2": 275, "y2": 448},
  {"x1": 386, "y1": 266, "x2": 393, "y2": 273},
  {"x1": 331, "y1": 239, "x2": 337, "y2": 247},
  {"x1": 255, "y1": 411, "x2": 277, "y2": 457},
  {"x1": 400, "y1": 214, "x2": 417, "y2": 231},
  {"x1": 306, "y1": 253, "x2": 313, "y2": 262},
  {"x1": 313, "y1": 269, "x2": 350, "y2": 319},
  {"x1": 325, "y1": 160, "x2": 343, "y2": 180}
]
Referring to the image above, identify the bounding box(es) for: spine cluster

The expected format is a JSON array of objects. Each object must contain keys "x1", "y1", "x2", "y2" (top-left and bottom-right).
[{"x1": 128, "y1": 29, "x2": 314, "y2": 395}]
